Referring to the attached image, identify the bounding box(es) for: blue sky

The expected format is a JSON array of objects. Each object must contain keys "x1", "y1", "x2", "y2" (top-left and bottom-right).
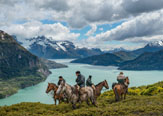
[{"x1": 41, "y1": 19, "x2": 125, "y2": 40}]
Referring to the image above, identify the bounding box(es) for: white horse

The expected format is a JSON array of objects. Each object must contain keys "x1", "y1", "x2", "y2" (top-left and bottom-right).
[{"x1": 56, "y1": 81, "x2": 96, "y2": 109}]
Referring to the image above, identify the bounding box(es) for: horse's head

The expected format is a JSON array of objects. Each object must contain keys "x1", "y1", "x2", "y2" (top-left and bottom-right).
[
  {"x1": 103, "y1": 80, "x2": 109, "y2": 89},
  {"x1": 46, "y1": 83, "x2": 57, "y2": 93},
  {"x1": 124, "y1": 77, "x2": 130, "y2": 86},
  {"x1": 56, "y1": 81, "x2": 66, "y2": 95}
]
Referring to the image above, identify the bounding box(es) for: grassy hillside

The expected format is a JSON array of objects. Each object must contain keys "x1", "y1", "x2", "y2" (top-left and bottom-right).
[{"x1": 0, "y1": 81, "x2": 163, "y2": 116}]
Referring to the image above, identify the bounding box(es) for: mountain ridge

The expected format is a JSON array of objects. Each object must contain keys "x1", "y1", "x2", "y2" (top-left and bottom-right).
[{"x1": 15, "y1": 36, "x2": 103, "y2": 59}]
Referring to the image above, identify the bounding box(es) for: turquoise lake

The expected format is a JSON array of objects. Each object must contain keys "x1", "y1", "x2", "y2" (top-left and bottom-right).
[{"x1": 0, "y1": 59, "x2": 163, "y2": 106}]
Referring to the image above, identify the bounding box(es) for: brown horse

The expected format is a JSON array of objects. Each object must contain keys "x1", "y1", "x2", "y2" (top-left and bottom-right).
[
  {"x1": 46, "y1": 83, "x2": 64, "y2": 105},
  {"x1": 95, "y1": 80, "x2": 109, "y2": 98},
  {"x1": 112, "y1": 77, "x2": 130, "y2": 101}
]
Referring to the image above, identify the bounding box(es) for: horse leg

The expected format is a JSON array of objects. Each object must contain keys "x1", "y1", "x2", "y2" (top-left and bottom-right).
[
  {"x1": 124, "y1": 93, "x2": 126, "y2": 99},
  {"x1": 58, "y1": 98, "x2": 61, "y2": 104},
  {"x1": 121, "y1": 93, "x2": 123, "y2": 100},
  {"x1": 86, "y1": 99, "x2": 90, "y2": 105},
  {"x1": 54, "y1": 99, "x2": 57, "y2": 105},
  {"x1": 72, "y1": 99, "x2": 77, "y2": 109},
  {"x1": 90, "y1": 96, "x2": 97, "y2": 107},
  {"x1": 114, "y1": 88, "x2": 120, "y2": 102},
  {"x1": 72, "y1": 103, "x2": 76, "y2": 109}
]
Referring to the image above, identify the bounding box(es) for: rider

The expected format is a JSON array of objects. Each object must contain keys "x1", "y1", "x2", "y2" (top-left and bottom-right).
[
  {"x1": 86, "y1": 75, "x2": 93, "y2": 86},
  {"x1": 75, "y1": 71, "x2": 85, "y2": 88},
  {"x1": 86, "y1": 75, "x2": 96, "y2": 96},
  {"x1": 117, "y1": 72, "x2": 126, "y2": 84},
  {"x1": 57, "y1": 76, "x2": 65, "y2": 86}
]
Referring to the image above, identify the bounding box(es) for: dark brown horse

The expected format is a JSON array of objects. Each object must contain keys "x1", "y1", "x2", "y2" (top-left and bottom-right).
[
  {"x1": 46, "y1": 83, "x2": 64, "y2": 105},
  {"x1": 113, "y1": 77, "x2": 130, "y2": 101},
  {"x1": 95, "y1": 80, "x2": 109, "y2": 98}
]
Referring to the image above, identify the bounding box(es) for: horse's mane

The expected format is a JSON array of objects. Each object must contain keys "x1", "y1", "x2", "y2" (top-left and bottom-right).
[
  {"x1": 49, "y1": 83, "x2": 57, "y2": 86},
  {"x1": 95, "y1": 81, "x2": 103, "y2": 87}
]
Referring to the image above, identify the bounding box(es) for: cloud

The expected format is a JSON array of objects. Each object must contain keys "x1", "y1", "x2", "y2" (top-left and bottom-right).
[
  {"x1": 1, "y1": 0, "x2": 163, "y2": 50},
  {"x1": 1, "y1": 0, "x2": 163, "y2": 28},
  {"x1": 99, "y1": 28, "x2": 103, "y2": 31},
  {"x1": 1, "y1": 21, "x2": 80, "y2": 41},
  {"x1": 87, "y1": 9, "x2": 163, "y2": 43},
  {"x1": 122, "y1": 0, "x2": 163, "y2": 14},
  {"x1": 33, "y1": 0, "x2": 70, "y2": 11},
  {"x1": 85, "y1": 24, "x2": 97, "y2": 36}
]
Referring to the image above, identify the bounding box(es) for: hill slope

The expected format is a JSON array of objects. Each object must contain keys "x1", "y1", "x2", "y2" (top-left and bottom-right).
[
  {"x1": 40, "y1": 58, "x2": 68, "y2": 69},
  {"x1": 0, "y1": 81, "x2": 163, "y2": 116},
  {"x1": 113, "y1": 51, "x2": 137, "y2": 61},
  {"x1": 71, "y1": 53, "x2": 124, "y2": 66},
  {"x1": 0, "y1": 30, "x2": 51, "y2": 98},
  {"x1": 119, "y1": 50, "x2": 163, "y2": 70}
]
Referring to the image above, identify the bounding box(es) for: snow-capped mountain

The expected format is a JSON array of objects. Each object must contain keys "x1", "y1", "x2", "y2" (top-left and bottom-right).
[
  {"x1": 131, "y1": 40, "x2": 163, "y2": 56},
  {"x1": 148, "y1": 40, "x2": 163, "y2": 47},
  {"x1": 15, "y1": 36, "x2": 103, "y2": 59}
]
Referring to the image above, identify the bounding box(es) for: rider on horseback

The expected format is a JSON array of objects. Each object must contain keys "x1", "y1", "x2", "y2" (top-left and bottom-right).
[
  {"x1": 117, "y1": 72, "x2": 129, "y2": 93},
  {"x1": 58, "y1": 76, "x2": 65, "y2": 86},
  {"x1": 86, "y1": 75, "x2": 96, "y2": 96},
  {"x1": 117, "y1": 72, "x2": 126, "y2": 84},
  {"x1": 76, "y1": 71, "x2": 85, "y2": 88},
  {"x1": 75, "y1": 71, "x2": 86, "y2": 100}
]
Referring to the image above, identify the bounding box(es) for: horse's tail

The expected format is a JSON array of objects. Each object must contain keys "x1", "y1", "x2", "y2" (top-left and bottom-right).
[{"x1": 114, "y1": 87, "x2": 119, "y2": 101}]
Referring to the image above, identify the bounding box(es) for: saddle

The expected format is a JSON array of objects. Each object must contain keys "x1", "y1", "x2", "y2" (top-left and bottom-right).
[{"x1": 72, "y1": 85, "x2": 80, "y2": 95}]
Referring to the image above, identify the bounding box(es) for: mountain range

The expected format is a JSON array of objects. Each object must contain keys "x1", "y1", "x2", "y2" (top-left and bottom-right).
[
  {"x1": 119, "y1": 50, "x2": 163, "y2": 70},
  {"x1": 71, "y1": 53, "x2": 123, "y2": 66},
  {"x1": 71, "y1": 40, "x2": 163, "y2": 70},
  {"x1": 15, "y1": 36, "x2": 103, "y2": 59}
]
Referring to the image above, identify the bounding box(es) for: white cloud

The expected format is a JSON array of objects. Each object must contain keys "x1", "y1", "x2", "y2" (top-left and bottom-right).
[
  {"x1": 87, "y1": 9, "x2": 163, "y2": 43},
  {"x1": 1, "y1": 0, "x2": 163, "y2": 28},
  {"x1": 1, "y1": 21, "x2": 80, "y2": 41},
  {"x1": 99, "y1": 28, "x2": 103, "y2": 31},
  {"x1": 85, "y1": 24, "x2": 97, "y2": 36}
]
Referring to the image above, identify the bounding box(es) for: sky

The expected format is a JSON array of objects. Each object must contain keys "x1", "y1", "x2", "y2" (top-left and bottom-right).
[{"x1": 0, "y1": 0, "x2": 163, "y2": 50}]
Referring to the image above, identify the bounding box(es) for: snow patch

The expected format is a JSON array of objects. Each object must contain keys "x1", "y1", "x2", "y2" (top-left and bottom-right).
[
  {"x1": 57, "y1": 42, "x2": 67, "y2": 51},
  {"x1": 148, "y1": 40, "x2": 163, "y2": 47}
]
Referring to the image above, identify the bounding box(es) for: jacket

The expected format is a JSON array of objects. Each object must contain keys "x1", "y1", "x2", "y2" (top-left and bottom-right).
[
  {"x1": 86, "y1": 77, "x2": 93, "y2": 86},
  {"x1": 76, "y1": 74, "x2": 85, "y2": 88}
]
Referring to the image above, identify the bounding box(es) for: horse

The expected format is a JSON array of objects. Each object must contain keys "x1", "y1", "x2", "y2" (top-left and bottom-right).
[
  {"x1": 95, "y1": 80, "x2": 109, "y2": 98},
  {"x1": 112, "y1": 77, "x2": 130, "y2": 101},
  {"x1": 46, "y1": 83, "x2": 64, "y2": 105},
  {"x1": 56, "y1": 81, "x2": 96, "y2": 109}
]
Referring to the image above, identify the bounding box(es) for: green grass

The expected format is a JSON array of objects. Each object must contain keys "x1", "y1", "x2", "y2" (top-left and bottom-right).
[{"x1": 0, "y1": 81, "x2": 163, "y2": 116}]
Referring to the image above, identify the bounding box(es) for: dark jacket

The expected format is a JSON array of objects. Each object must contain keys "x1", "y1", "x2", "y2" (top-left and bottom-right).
[
  {"x1": 86, "y1": 77, "x2": 93, "y2": 86},
  {"x1": 76, "y1": 74, "x2": 85, "y2": 88},
  {"x1": 58, "y1": 79, "x2": 65, "y2": 86}
]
